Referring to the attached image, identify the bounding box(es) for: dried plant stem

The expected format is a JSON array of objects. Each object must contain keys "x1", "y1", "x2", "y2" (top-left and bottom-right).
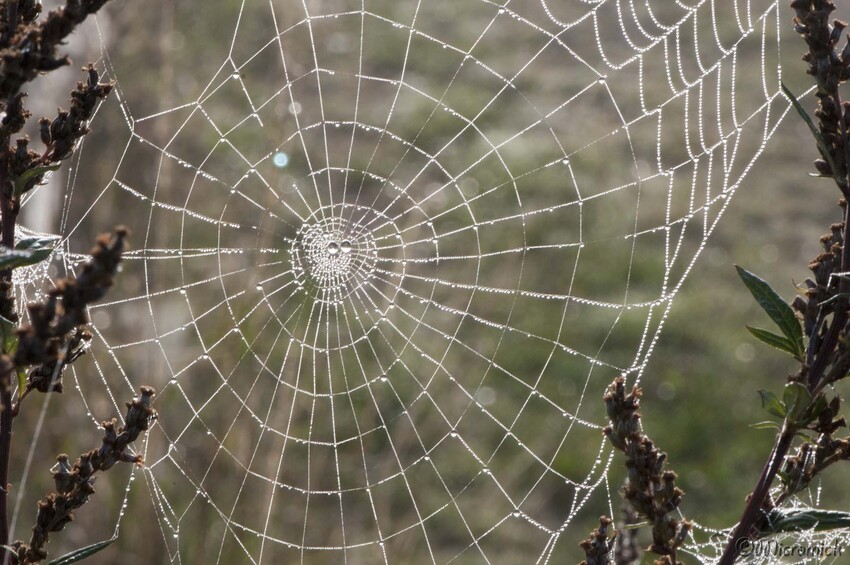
[
  {"x1": 600, "y1": 377, "x2": 689, "y2": 564},
  {"x1": 720, "y1": 1, "x2": 850, "y2": 560},
  {"x1": 0, "y1": 385, "x2": 10, "y2": 558},
  {"x1": 719, "y1": 425, "x2": 795, "y2": 564},
  {"x1": 0, "y1": 0, "x2": 118, "y2": 558},
  {"x1": 0, "y1": 138, "x2": 12, "y2": 559},
  {"x1": 719, "y1": 127, "x2": 850, "y2": 565}
]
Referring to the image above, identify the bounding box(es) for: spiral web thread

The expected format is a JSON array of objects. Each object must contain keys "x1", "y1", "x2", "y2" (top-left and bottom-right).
[{"x1": 11, "y1": 0, "x2": 836, "y2": 563}]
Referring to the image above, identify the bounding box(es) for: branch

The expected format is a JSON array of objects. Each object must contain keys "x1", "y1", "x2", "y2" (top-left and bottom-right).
[{"x1": 10, "y1": 387, "x2": 157, "y2": 564}]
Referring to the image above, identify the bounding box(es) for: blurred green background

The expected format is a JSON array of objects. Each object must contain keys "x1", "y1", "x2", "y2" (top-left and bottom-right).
[{"x1": 6, "y1": 0, "x2": 850, "y2": 563}]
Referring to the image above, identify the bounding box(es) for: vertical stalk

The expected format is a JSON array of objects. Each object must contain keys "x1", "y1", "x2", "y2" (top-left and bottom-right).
[
  {"x1": 718, "y1": 425, "x2": 795, "y2": 564},
  {"x1": 720, "y1": 77, "x2": 850, "y2": 563},
  {"x1": 0, "y1": 138, "x2": 13, "y2": 561},
  {"x1": 719, "y1": 159, "x2": 850, "y2": 565}
]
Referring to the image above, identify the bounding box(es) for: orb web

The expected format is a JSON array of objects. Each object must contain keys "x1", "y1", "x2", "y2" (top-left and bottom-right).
[{"x1": 14, "y1": 0, "x2": 832, "y2": 562}]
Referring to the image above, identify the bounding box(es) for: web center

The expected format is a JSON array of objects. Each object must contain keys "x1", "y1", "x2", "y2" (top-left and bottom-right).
[{"x1": 290, "y1": 210, "x2": 379, "y2": 304}]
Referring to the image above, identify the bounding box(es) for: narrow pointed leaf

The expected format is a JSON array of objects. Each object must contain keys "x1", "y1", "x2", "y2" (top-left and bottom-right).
[
  {"x1": 15, "y1": 234, "x2": 59, "y2": 264},
  {"x1": 47, "y1": 537, "x2": 116, "y2": 565},
  {"x1": 781, "y1": 83, "x2": 838, "y2": 178},
  {"x1": 749, "y1": 420, "x2": 781, "y2": 430},
  {"x1": 800, "y1": 393, "x2": 828, "y2": 426},
  {"x1": 760, "y1": 508, "x2": 850, "y2": 534},
  {"x1": 746, "y1": 326, "x2": 802, "y2": 361},
  {"x1": 0, "y1": 235, "x2": 59, "y2": 271},
  {"x1": 0, "y1": 315, "x2": 15, "y2": 355},
  {"x1": 15, "y1": 234, "x2": 60, "y2": 251},
  {"x1": 15, "y1": 367, "x2": 25, "y2": 398},
  {"x1": 783, "y1": 382, "x2": 812, "y2": 424},
  {"x1": 736, "y1": 266, "x2": 804, "y2": 361},
  {"x1": 758, "y1": 390, "x2": 786, "y2": 419},
  {"x1": 0, "y1": 249, "x2": 43, "y2": 270},
  {"x1": 13, "y1": 164, "x2": 60, "y2": 198},
  {"x1": 0, "y1": 315, "x2": 25, "y2": 394}
]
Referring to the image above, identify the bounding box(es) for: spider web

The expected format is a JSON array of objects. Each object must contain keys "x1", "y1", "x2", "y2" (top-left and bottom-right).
[{"x1": 11, "y1": 0, "x2": 828, "y2": 562}]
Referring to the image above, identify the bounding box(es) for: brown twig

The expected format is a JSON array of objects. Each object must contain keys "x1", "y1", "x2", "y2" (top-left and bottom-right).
[
  {"x1": 579, "y1": 516, "x2": 615, "y2": 565},
  {"x1": 9, "y1": 387, "x2": 157, "y2": 564},
  {"x1": 601, "y1": 377, "x2": 690, "y2": 565}
]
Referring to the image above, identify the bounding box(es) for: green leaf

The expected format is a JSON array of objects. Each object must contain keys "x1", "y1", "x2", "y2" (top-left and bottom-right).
[
  {"x1": 0, "y1": 315, "x2": 23, "y2": 394},
  {"x1": 0, "y1": 545, "x2": 17, "y2": 563},
  {"x1": 0, "y1": 235, "x2": 59, "y2": 271},
  {"x1": 0, "y1": 315, "x2": 15, "y2": 355},
  {"x1": 15, "y1": 234, "x2": 60, "y2": 265},
  {"x1": 13, "y1": 164, "x2": 60, "y2": 198},
  {"x1": 15, "y1": 367, "x2": 25, "y2": 397},
  {"x1": 781, "y1": 83, "x2": 838, "y2": 179},
  {"x1": 736, "y1": 265, "x2": 805, "y2": 361},
  {"x1": 15, "y1": 234, "x2": 60, "y2": 251},
  {"x1": 800, "y1": 393, "x2": 828, "y2": 426},
  {"x1": 760, "y1": 508, "x2": 850, "y2": 534},
  {"x1": 746, "y1": 326, "x2": 802, "y2": 361},
  {"x1": 47, "y1": 537, "x2": 116, "y2": 565},
  {"x1": 783, "y1": 382, "x2": 812, "y2": 424},
  {"x1": 0, "y1": 249, "x2": 46, "y2": 270},
  {"x1": 749, "y1": 420, "x2": 781, "y2": 430},
  {"x1": 758, "y1": 390, "x2": 786, "y2": 419}
]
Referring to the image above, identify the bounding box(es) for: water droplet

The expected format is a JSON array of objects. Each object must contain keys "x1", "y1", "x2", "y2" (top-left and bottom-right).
[
  {"x1": 327, "y1": 241, "x2": 340, "y2": 255},
  {"x1": 272, "y1": 151, "x2": 289, "y2": 168},
  {"x1": 340, "y1": 240, "x2": 352, "y2": 253},
  {"x1": 231, "y1": 72, "x2": 240, "y2": 80}
]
